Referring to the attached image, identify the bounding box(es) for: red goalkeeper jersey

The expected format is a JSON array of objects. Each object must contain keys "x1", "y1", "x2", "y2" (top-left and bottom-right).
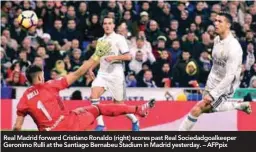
[{"x1": 17, "y1": 77, "x2": 69, "y2": 131}]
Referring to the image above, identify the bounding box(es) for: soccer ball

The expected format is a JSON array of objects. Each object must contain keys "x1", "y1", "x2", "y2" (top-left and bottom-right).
[{"x1": 17, "y1": 10, "x2": 38, "y2": 30}]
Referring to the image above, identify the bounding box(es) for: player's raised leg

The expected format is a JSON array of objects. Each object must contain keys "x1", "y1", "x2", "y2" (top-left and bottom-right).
[
  {"x1": 98, "y1": 99, "x2": 156, "y2": 117},
  {"x1": 211, "y1": 82, "x2": 252, "y2": 114},
  {"x1": 213, "y1": 101, "x2": 252, "y2": 114},
  {"x1": 73, "y1": 99, "x2": 156, "y2": 119},
  {"x1": 179, "y1": 95, "x2": 252, "y2": 131}
]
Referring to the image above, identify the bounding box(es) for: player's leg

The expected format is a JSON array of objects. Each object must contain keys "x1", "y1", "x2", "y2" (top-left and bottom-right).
[
  {"x1": 210, "y1": 100, "x2": 252, "y2": 114},
  {"x1": 74, "y1": 99, "x2": 156, "y2": 118},
  {"x1": 213, "y1": 82, "x2": 252, "y2": 114},
  {"x1": 179, "y1": 92, "x2": 246, "y2": 131},
  {"x1": 113, "y1": 99, "x2": 140, "y2": 131},
  {"x1": 90, "y1": 75, "x2": 108, "y2": 131},
  {"x1": 178, "y1": 100, "x2": 212, "y2": 131},
  {"x1": 90, "y1": 86, "x2": 105, "y2": 131},
  {"x1": 111, "y1": 81, "x2": 140, "y2": 131}
]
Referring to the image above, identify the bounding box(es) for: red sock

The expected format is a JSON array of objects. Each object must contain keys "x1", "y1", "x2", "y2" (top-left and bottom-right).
[
  {"x1": 96, "y1": 104, "x2": 137, "y2": 116},
  {"x1": 83, "y1": 106, "x2": 100, "y2": 118}
]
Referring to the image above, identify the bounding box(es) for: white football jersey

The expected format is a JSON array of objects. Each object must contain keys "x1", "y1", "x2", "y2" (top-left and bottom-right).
[
  {"x1": 206, "y1": 33, "x2": 243, "y2": 100},
  {"x1": 97, "y1": 32, "x2": 129, "y2": 78}
]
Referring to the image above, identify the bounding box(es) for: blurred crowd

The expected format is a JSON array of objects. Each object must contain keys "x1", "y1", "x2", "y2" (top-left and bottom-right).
[{"x1": 1, "y1": 0, "x2": 256, "y2": 88}]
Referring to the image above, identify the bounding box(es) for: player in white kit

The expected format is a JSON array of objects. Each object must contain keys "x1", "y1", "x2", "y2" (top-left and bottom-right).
[
  {"x1": 89, "y1": 17, "x2": 140, "y2": 131},
  {"x1": 179, "y1": 12, "x2": 252, "y2": 131}
]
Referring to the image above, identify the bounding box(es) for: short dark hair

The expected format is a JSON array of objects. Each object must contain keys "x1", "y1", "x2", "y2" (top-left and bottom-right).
[
  {"x1": 144, "y1": 69, "x2": 152, "y2": 74},
  {"x1": 172, "y1": 39, "x2": 180, "y2": 44},
  {"x1": 25, "y1": 65, "x2": 43, "y2": 84},
  {"x1": 11, "y1": 61, "x2": 20, "y2": 71},
  {"x1": 183, "y1": 50, "x2": 190, "y2": 54},
  {"x1": 18, "y1": 49, "x2": 27, "y2": 55},
  {"x1": 68, "y1": 19, "x2": 76, "y2": 23},
  {"x1": 218, "y1": 11, "x2": 233, "y2": 24},
  {"x1": 142, "y1": 1, "x2": 149, "y2": 5},
  {"x1": 34, "y1": 55, "x2": 43, "y2": 60},
  {"x1": 178, "y1": 2, "x2": 185, "y2": 6},
  {"x1": 18, "y1": 47, "x2": 27, "y2": 53},
  {"x1": 103, "y1": 16, "x2": 115, "y2": 24},
  {"x1": 136, "y1": 35, "x2": 145, "y2": 41},
  {"x1": 68, "y1": 5, "x2": 75, "y2": 9},
  {"x1": 163, "y1": 62, "x2": 170, "y2": 66},
  {"x1": 54, "y1": 18, "x2": 62, "y2": 22},
  {"x1": 187, "y1": 30, "x2": 195, "y2": 35},
  {"x1": 170, "y1": 19, "x2": 178, "y2": 23},
  {"x1": 169, "y1": 30, "x2": 177, "y2": 34},
  {"x1": 142, "y1": 62, "x2": 151, "y2": 68}
]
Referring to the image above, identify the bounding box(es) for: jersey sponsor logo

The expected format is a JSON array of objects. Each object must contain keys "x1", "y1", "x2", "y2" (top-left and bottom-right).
[{"x1": 213, "y1": 57, "x2": 226, "y2": 67}]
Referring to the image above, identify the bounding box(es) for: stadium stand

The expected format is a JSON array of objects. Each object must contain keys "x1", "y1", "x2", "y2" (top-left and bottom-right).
[{"x1": 1, "y1": 1, "x2": 256, "y2": 89}]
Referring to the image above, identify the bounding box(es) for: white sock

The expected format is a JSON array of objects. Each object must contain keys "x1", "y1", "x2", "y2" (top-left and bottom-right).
[
  {"x1": 91, "y1": 98, "x2": 100, "y2": 105},
  {"x1": 178, "y1": 114, "x2": 198, "y2": 131},
  {"x1": 96, "y1": 115, "x2": 104, "y2": 126},
  {"x1": 126, "y1": 114, "x2": 138, "y2": 123},
  {"x1": 214, "y1": 102, "x2": 243, "y2": 112}
]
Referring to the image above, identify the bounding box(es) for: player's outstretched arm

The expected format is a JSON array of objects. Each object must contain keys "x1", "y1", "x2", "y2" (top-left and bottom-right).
[
  {"x1": 88, "y1": 60, "x2": 100, "y2": 79},
  {"x1": 105, "y1": 52, "x2": 132, "y2": 62},
  {"x1": 65, "y1": 40, "x2": 111, "y2": 86},
  {"x1": 89, "y1": 60, "x2": 100, "y2": 71},
  {"x1": 13, "y1": 115, "x2": 25, "y2": 131}
]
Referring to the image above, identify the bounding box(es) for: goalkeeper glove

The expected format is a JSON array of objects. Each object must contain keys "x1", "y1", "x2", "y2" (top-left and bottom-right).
[{"x1": 91, "y1": 40, "x2": 111, "y2": 62}]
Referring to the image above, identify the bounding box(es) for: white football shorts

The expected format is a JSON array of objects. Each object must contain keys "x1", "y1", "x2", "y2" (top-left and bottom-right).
[{"x1": 91, "y1": 74, "x2": 126, "y2": 101}]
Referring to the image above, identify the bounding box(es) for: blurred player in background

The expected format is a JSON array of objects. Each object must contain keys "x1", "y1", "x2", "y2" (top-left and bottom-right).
[
  {"x1": 179, "y1": 12, "x2": 252, "y2": 131},
  {"x1": 88, "y1": 17, "x2": 139, "y2": 131},
  {"x1": 13, "y1": 42, "x2": 156, "y2": 131}
]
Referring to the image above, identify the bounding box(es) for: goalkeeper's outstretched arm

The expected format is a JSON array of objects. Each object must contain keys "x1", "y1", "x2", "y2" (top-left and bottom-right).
[
  {"x1": 66, "y1": 59, "x2": 96, "y2": 86},
  {"x1": 13, "y1": 115, "x2": 25, "y2": 131},
  {"x1": 65, "y1": 40, "x2": 111, "y2": 86},
  {"x1": 89, "y1": 60, "x2": 100, "y2": 73}
]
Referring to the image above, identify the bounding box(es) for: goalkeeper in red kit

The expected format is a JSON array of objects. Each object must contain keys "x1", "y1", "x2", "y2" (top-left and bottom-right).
[{"x1": 13, "y1": 41, "x2": 155, "y2": 131}]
